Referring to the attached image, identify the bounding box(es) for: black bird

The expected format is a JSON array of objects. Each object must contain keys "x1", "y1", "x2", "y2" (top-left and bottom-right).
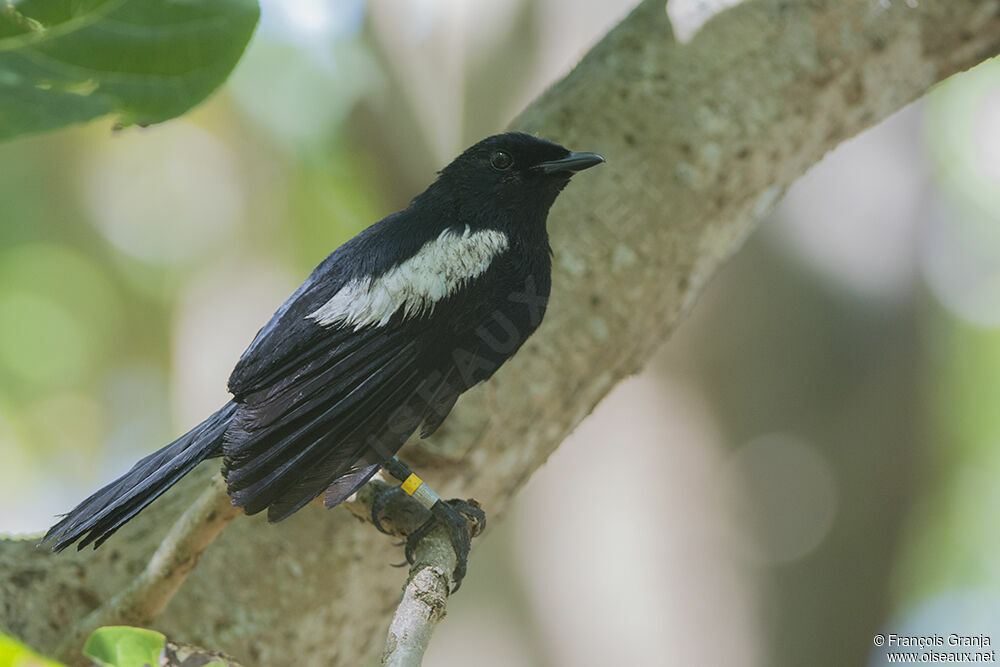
[{"x1": 43, "y1": 132, "x2": 604, "y2": 583}]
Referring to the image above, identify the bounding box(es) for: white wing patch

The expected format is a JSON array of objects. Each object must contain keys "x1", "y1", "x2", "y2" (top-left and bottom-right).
[{"x1": 308, "y1": 226, "x2": 509, "y2": 330}]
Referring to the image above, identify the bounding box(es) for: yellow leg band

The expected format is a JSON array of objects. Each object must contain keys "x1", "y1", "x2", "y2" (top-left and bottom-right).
[{"x1": 401, "y1": 473, "x2": 422, "y2": 496}]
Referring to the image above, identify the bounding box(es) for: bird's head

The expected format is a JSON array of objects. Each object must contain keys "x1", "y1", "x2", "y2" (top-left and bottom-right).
[{"x1": 430, "y1": 132, "x2": 604, "y2": 227}]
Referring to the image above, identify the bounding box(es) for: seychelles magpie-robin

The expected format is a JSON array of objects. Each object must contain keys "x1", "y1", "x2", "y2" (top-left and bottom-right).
[{"x1": 43, "y1": 132, "x2": 604, "y2": 586}]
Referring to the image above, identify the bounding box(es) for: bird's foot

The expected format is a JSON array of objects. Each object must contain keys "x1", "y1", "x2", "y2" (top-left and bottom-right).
[
  {"x1": 405, "y1": 498, "x2": 486, "y2": 591},
  {"x1": 370, "y1": 484, "x2": 409, "y2": 535}
]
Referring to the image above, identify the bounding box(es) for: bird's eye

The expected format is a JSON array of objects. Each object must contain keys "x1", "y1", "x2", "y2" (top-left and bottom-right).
[{"x1": 490, "y1": 150, "x2": 514, "y2": 170}]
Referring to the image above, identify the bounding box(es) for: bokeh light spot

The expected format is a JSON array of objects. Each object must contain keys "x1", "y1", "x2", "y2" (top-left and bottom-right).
[
  {"x1": 773, "y1": 105, "x2": 923, "y2": 300},
  {"x1": 974, "y1": 88, "x2": 1000, "y2": 188},
  {"x1": 0, "y1": 244, "x2": 121, "y2": 389},
  {"x1": 725, "y1": 433, "x2": 838, "y2": 565},
  {"x1": 872, "y1": 591, "x2": 1000, "y2": 666},
  {"x1": 24, "y1": 393, "x2": 104, "y2": 459},
  {"x1": 927, "y1": 58, "x2": 1000, "y2": 224},
  {"x1": 172, "y1": 257, "x2": 299, "y2": 425},
  {"x1": 0, "y1": 407, "x2": 33, "y2": 532},
  {"x1": 0, "y1": 243, "x2": 121, "y2": 337},
  {"x1": 0, "y1": 292, "x2": 89, "y2": 386},
  {"x1": 79, "y1": 122, "x2": 244, "y2": 263},
  {"x1": 921, "y1": 196, "x2": 1000, "y2": 327}
]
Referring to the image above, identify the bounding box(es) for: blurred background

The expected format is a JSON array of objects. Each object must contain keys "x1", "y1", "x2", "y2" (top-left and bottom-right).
[{"x1": 1, "y1": 1, "x2": 999, "y2": 665}]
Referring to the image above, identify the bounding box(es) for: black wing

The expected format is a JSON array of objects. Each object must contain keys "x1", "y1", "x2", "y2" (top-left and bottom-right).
[
  {"x1": 222, "y1": 322, "x2": 433, "y2": 521},
  {"x1": 221, "y1": 236, "x2": 540, "y2": 521},
  {"x1": 222, "y1": 283, "x2": 472, "y2": 522}
]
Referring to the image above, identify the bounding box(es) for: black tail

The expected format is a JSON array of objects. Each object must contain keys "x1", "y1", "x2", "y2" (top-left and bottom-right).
[{"x1": 43, "y1": 401, "x2": 239, "y2": 552}]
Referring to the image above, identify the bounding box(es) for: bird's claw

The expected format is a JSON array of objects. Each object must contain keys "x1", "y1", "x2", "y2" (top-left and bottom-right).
[
  {"x1": 404, "y1": 498, "x2": 486, "y2": 592},
  {"x1": 370, "y1": 485, "x2": 407, "y2": 534}
]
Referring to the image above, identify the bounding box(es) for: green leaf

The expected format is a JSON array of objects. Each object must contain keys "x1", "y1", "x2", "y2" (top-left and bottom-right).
[
  {"x1": 82, "y1": 626, "x2": 166, "y2": 667},
  {"x1": 0, "y1": 631, "x2": 67, "y2": 666},
  {"x1": 0, "y1": 0, "x2": 259, "y2": 141}
]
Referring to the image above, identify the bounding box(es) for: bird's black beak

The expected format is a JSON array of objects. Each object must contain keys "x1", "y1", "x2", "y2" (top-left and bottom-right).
[{"x1": 534, "y1": 151, "x2": 606, "y2": 174}]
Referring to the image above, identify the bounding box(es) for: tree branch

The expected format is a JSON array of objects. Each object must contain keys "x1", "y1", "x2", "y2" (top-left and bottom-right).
[
  {"x1": 52, "y1": 476, "x2": 241, "y2": 666},
  {"x1": 344, "y1": 481, "x2": 485, "y2": 666},
  {"x1": 2, "y1": 1, "x2": 998, "y2": 665},
  {"x1": 160, "y1": 638, "x2": 244, "y2": 667},
  {"x1": 380, "y1": 547, "x2": 451, "y2": 667}
]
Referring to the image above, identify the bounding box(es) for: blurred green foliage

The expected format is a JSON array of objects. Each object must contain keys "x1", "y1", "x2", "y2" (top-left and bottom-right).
[
  {"x1": 0, "y1": 630, "x2": 65, "y2": 666},
  {"x1": 0, "y1": 0, "x2": 555, "y2": 536},
  {"x1": 0, "y1": 0, "x2": 259, "y2": 139},
  {"x1": 890, "y1": 58, "x2": 1000, "y2": 609},
  {"x1": 83, "y1": 627, "x2": 165, "y2": 667}
]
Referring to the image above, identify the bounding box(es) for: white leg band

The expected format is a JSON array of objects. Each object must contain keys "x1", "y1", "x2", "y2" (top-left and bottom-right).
[{"x1": 400, "y1": 473, "x2": 441, "y2": 510}]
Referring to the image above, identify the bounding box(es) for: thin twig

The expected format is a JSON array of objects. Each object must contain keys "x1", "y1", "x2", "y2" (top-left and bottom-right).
[
  {"x1": 381, "y1": 522, "x2": 455, "y2": 667},
  {"x1": 54, "y1": 475, "x2": 241, "y2": 665},
  {"x1": 346, "y1": 479, "x2": 483, "y2": 667},
  {"x1": 161, "y1": 638, "x2": 244, "y2": 666}
]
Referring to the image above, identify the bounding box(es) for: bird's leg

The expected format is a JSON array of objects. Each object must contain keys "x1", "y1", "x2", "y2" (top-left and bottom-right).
[{"x1": 380, "y1": 456, "x2": 486, "y2": 590}]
